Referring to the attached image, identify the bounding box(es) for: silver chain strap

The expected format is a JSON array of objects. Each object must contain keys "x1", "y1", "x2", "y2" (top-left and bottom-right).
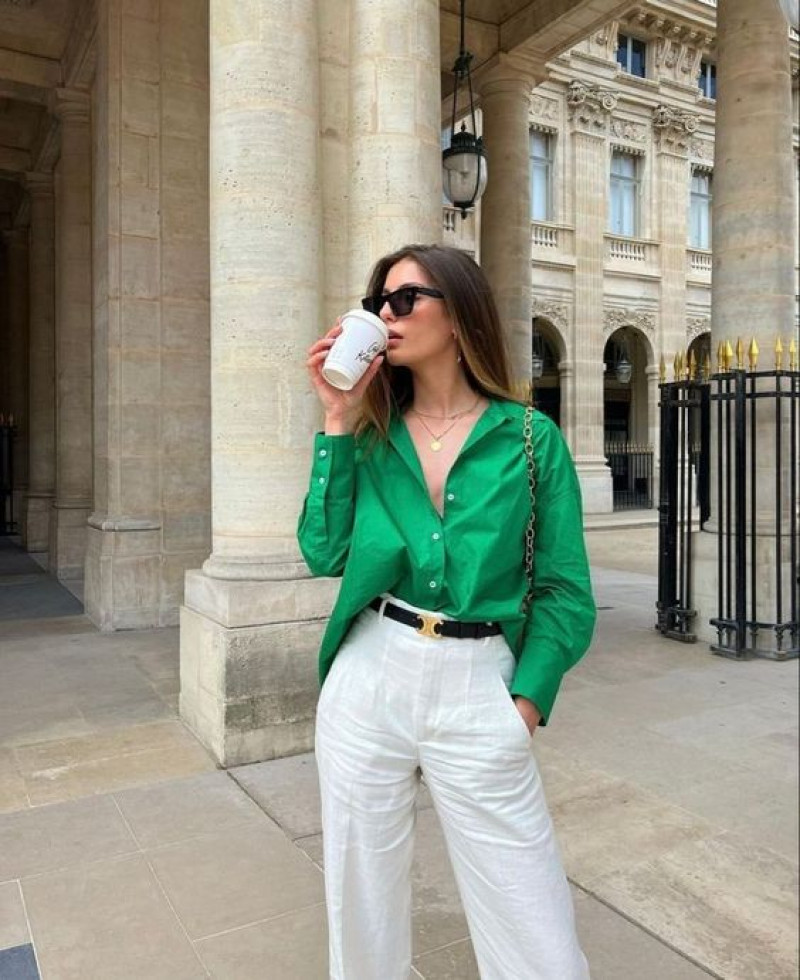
[{"x1": 522, "y1": 406, "x2": 536, "y2": 614}]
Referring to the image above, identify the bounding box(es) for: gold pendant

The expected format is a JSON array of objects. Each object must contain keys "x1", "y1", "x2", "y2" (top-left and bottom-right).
[{"x1": 430, "y1": 440, "x2": 442, "y2": 452}]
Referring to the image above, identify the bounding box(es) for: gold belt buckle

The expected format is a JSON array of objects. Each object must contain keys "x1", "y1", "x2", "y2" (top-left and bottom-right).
[{"x1": 416, "y1": 613, "x2": 444, "y2": 639}]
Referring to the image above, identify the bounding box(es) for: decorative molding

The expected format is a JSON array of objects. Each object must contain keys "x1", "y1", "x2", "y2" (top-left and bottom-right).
[
  {"x1": 529, "y1": 93, "x2": 559, "y2": 129},
  {"x1": 603, "y1": 307, "x2": 656, "y2": 337},
  {"x1": 567, "y1": 81, "x2": 619, "y2": 134},
  {"x1": 687, "y1": 316, "x2": 711, "y2": 342},
  {"x1": 609, "y1": 117, "x2": 648, "y2": 144},
  {"x1": 689, "y1": 137, "x2": 714, "y2": 164},
  {"x1": 591, "y1": 21, "x2": 619, "y2": 61},
  {"x1": 531, "y1": 299, "x2": 570, "y2": 334},
  {"x1": 652, "y1": 105, "x2": 700, "y2": 154}
]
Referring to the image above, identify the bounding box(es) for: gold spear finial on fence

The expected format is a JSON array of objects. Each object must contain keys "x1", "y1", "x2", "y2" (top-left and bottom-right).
[
  {"x1": 724, "y1": 340, "x2": 734, "y2": 372},
  {"x1": 688, "y1": 348, "x2": 697, "y2": 381},
  {"x1": 747, "y1": 337, "x2": 759, "y2": 371},
  {"x1": 735, "y1": 337, "x2": 744, "y2": 369},
  {"x1": 716, "y1": 340, "x2": 724, "y2": 372},
  {"x1": 790, "y1": 338, "x2": 798, "y2": 371},
  {"x1": 775, "y1": 337, "x2": 784, "y2": 370},
  {"x1": 673, "y1": 351, "x2": 682, "y2": 381},
  {"x1": 702, "y1": 350, "x2": 712, "y2": 382},
  {"x1": 659, "y1": 355, "x2": 666, "y2": 384}
]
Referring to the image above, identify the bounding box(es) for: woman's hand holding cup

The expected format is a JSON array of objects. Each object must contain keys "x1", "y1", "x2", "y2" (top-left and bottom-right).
[{"x1": 307, "y1": 321, "x2": 385, "y2": 435}]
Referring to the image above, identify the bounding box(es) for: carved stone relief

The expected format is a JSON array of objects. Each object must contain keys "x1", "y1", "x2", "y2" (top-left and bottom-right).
[
  {"x1": 689, "y1": 138, "x2": 714, "y2": 164},
  {"x1": 652, "y1": 105, "x2": 700, "y2": 154},
  {"x1": 531, "y1": 299, "x2": 570, "y2": 334},
  {"x1": 567, "y1": 81, "x2": 619, "y2": 133},
  {"x1": 603, "y1": 307, "x2": 656, "y2": 338},
  {"x1": 529, "y1": 94, "x2": 559, "y2": 128},
  {"x1": 609, "y1": 117, "x2": 648, "y2": 144},
  {"x1": 687, "y1": 316, "x2": 711, "y2": 342}
]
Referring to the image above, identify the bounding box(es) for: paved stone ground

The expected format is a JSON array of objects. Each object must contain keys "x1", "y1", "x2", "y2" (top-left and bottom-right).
[{"x1": 0, "y1": 528, "x2": 797, "y2": 979}]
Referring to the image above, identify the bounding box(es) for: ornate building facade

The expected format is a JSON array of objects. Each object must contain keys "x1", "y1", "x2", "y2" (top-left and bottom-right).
[
  {"x1": 0, "y1": 0, "x2": 797, "y2": 762},
  {"x1": 445, "y1": 1, "x2": 799, "y2": 512}
]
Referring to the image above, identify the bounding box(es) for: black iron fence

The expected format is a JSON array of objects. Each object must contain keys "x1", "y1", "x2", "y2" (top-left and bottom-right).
[
  {"x1": 1, "y1": 419, "x2": 16, "y2": 535},
  {"x1": 605, "y1": 443, "x2": 654, "y2": 511},
  {"x1": 657, "y1": 353, "x2": 799, "y2": 660}
]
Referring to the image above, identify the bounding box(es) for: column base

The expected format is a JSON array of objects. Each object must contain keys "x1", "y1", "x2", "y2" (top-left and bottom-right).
[
  {"x1": 691, "y1": 528, "x2": 798, "y2": 658},
  {"x1": 49, "y1": 502, "x2": 90, "y2": 580},
  {"x1": 23, "y1": 492, "x2": 53, "y2": 553},
  {"x1": 574, "y1": 457, "x2": 613, "y2": 514},
  {"x1": 85, "y1": 516, "x2": 174, "y2": 631},
  {"x1": 179, "y1": 568, "x2": 340, "y2": 766}
]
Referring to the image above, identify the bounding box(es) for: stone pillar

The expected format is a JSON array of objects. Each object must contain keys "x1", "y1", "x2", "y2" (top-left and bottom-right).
[
  {"x1": 653, "y1": 108, "x2": 696, "y2": 363},
  {"x1": 568, "y1": 83, "x2": 615, "y2": 513},
  {"x1": 3, "y1": 228, "x2": 30, "y2": 530},
  {"x1": 646, "y1": 364, "x2": 661, "y2": 506},
  {"x1": 180, "y1": 0, "x2": 333, "y2": 766},
  {"x1": 346, "y1": 0, "x2": 441, "y2": 303},
  {"x1": 478, "y1": 60, "x2": 535, "y2": 381},
  {"x1": 692, "y1": 0, "x2": 796, "y2": 648},
  {"x1": 50, "y1": 89, "x2": 93, "y2": 580},
  {"x1": 24, "y1": 174, "x2": 56, "y2": 553}
]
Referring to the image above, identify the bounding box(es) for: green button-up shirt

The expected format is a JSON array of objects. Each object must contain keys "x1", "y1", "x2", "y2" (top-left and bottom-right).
[{"x1": 297, "y1": 399, "x2": 595, "y2": 722}]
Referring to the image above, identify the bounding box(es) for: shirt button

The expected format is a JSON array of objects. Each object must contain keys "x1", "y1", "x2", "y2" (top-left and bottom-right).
[
  {"x1": 318, "y1": 477, "x2": 326, "y2": 485},
  {"x1": 318, "y1": 449, "x2": 328, "y2": 458},
  {"x1": 429, "y1": 580, "x2": 437, "y2": 589},
  {"x1": 431, "y1": 532, "x2": 440, "y2": 541},
  {"x1": 446, "y1": 493, "x2": 455, "y2": 502}
]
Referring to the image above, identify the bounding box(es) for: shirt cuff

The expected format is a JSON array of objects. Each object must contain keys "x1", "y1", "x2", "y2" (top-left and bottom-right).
[{"x1": 309, "y1": 432, "x2": 356, "y2": 499}]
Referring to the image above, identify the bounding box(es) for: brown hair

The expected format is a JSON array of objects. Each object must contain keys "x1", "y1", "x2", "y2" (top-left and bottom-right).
[{"x1": 357, "y1": 244, "x2": 522, "y2": 440}]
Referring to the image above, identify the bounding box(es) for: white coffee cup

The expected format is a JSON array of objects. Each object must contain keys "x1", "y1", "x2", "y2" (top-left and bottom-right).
[{"x1": 321, "y1": 309, "x2": 388, "y2": 391}]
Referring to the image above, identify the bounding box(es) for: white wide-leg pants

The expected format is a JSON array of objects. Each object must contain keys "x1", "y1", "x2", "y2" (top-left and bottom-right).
[{"x1": 315, "y1": 601, "x2": 589, "y2": 980}]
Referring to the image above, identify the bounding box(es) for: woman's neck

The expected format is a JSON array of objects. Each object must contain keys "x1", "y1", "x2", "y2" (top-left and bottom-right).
[{"x1": 409, "y1": 365, "x2": 479, "y2": 418}]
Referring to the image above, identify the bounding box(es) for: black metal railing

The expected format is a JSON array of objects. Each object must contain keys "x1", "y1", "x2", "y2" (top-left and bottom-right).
[
  {"x1": 710, "y1": 366, "x2": 798, "y2": 659},
  {"x1": 1, "y1": 420, "x2": 16, "y2": 535},
  {"x1": 656, "y1": 380, "x2": 709, "y2": 641},
  {"x1": 605, "y1": 443, "x2": 654, "y2": 511},
  {"x1": 657, "y1": 359, "x2": 799, "y2": 660}
]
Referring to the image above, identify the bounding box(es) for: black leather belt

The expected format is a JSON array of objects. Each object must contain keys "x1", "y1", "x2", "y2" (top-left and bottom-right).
[{"x1": 369, "y1": 598, "x2": 502, "y2": 640}]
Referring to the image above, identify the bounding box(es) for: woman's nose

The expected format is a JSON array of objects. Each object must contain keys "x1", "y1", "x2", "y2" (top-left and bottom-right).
[{"x1": 379, "y1": 298, "x2": 395, "y2": 324}]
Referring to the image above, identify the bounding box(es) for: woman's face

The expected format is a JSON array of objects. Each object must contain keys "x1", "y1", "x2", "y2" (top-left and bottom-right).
[{"x1": 378, "y1": 258, "x2": 457, "y2": 370}]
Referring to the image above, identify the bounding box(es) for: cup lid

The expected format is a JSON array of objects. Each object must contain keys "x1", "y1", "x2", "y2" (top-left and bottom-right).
[{"x1": 341, "y1": 308, "x2": 388, "y2": 340}]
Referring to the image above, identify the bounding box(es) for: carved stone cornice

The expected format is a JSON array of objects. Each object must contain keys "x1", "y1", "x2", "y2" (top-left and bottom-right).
[
  {"x1": 567, "y1": 81, "x2": 619, "y2": 134},
  {"x1": 603, "y1": 307, "x2": 656, "y2": 338},
  {"x1": 652, "y1": 105, "x2": 700, "y2": 154},
  {"x1": 531, "y1": 298, "x2": 569, "y2": 333}
]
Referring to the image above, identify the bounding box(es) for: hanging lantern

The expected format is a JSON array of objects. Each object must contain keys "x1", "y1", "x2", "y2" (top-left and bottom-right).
[{"x1": 442, "y1": 0, "x2": 488, "y2": 217}]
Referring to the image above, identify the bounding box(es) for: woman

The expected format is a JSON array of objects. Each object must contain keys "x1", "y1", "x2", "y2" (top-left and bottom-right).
[{"x1": 298, "y1": 244, "x2": 595, "y2": 980}]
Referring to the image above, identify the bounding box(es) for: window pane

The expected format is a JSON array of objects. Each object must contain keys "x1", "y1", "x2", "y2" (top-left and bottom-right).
[
  {"x1": 610, "y1": 152, "x2": 638, "y2": 236},
  {"x1": 530, "y1": 132, "x2": 552, "y2": 221},
  {"x1": 630, "y1": 38, "x2": 647, "y2": 77},
  {"x1": 616, "y1": 33, "x2": 629, "y2": 71}
]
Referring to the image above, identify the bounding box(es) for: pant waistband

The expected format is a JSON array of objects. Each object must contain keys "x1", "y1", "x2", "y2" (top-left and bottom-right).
[{"x1": 368, "y1": 598, "x2": 502, "y2": 640}]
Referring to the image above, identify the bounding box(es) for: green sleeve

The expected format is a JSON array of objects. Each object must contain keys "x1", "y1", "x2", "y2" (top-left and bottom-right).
[
  {"x1": 509, "y1": 416, "x2": 596, "y2": 723},
  {"x1": 296, "y1": 433, "x2": 357, "y2": 578}
]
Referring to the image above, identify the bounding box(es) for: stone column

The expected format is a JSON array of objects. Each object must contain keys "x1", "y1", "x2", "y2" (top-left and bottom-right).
[
  {"x1": 653, "y1": 108, "x2": 696, "y2": 363},
  {"x1": 3, "y1": 228, "x2": 30, "y2": 530},
  {"x1": 478, "y1": 59, "x2": 535, "y2": 380},
  {"x1": 180, "y1": 0, "x2": 333, "y2": 766},
  {"x1": 50, "y1": 89, "x2": 93, "y2": 580},
  {"x1": 692, "y1": 0, "x2": 796, "y2": 648},
  {"x1": 23, "y1": 174, "x2": 56, "y2": 553},
  {"x1": 346, "y1": 0, "x2": 441, "y2": 303},
  {"x1": 568, "y1": 82, "x2": 616, "y2": 513}
]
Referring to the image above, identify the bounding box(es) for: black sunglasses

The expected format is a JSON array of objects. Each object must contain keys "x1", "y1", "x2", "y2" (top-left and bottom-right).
[{"x1": 361, "y1": 285, "x2": 445, "y2": 318}]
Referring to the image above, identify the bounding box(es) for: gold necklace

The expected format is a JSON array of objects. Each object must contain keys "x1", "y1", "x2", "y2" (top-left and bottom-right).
[
  {"x1": 409, "y1": 396, "x2": 481, "y2": 452},
  {"x1": 412, "y1": 414, "x2": 461, "y2": 452},
  {"x1": 412, "y1": 395, "x2": 481, "y2": 421}
]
